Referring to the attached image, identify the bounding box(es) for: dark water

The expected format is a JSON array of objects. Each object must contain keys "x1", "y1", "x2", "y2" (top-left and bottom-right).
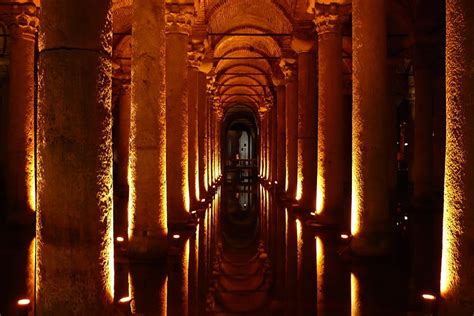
[{"x1": 0, "y1": 178, "x2": 442, "y2": 315}]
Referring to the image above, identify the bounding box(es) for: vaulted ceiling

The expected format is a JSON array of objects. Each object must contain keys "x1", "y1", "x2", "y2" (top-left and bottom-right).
[{"x1": 111, "y1": 0, "x2": 432, "y2": 114}]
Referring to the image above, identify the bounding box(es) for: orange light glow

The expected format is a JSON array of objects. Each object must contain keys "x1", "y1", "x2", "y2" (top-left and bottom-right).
[
  {"x1": 422, "y1": 293, "x2": 436, "y2": 301},
  {"x1": 341, "y1": 234, "x2": 350, "y2": 240},
  {"x1": 27, "y1": 238, "x2": 35, "y2": 299},
  {"x1": 17, "y1": 298, "x2": 30, "y2": 306},
  {"x1": 296, "y1": 142, "x2": 303, "y2": 201},
  {"x1": 173, "y1": 234, "x2": 181, "y2": 239},
  {"x1": 351, "y1": 273, "x2": 360, "y2": 316},
  {"x1": 116, "y1": 236, "x2": 124, "y2": 243},
  {"x1": 316, "y1": 174, "x2": 324, "y2": 214},
  {"x1": 296, "y1": 218, "x2": 303, "y2": 279},
  {"x1": 351, "y1": 180, "x2": 360, "y2": 236},
  {"x1": 316, "y1": 236, "x2": 324, "y2": 301},
  {"x1": 118, "y1": 296, "x2": 132, "y2": 304}
]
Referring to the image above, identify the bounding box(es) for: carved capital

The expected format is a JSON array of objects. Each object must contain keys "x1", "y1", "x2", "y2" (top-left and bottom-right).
[
  {"x1": 279, "y1": 58, "x2": 298, "y2": 82},
  {"x1": 165, "y1": 5, "x2": 194, "y2": 36},
  {"x1": 10, "y1": 11, "x2": 38, "y2": 41},
  {"x1": 315, "y1": 5, "x2": 341, "y2": 36},
  {"x1": 188, "y1": 43, "x2": 205, "y2": 69}
]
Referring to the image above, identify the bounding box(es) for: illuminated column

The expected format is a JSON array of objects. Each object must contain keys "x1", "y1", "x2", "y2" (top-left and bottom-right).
[
  {"x1": 262, "y1": 111, "x2": 268, "y2": 179},
  {"x1": 128, "y1": 0, "x2": 168, "y2": 257},
  {"x1": 280, "y1": 58, "x2": 298, "y2": 199},
  {"x1": 315, "y1": 6, "x2": 345, "y2": 222},
  {"x1": 441, "y1": 0, "x2": 474, "y2": 313},
  {"x1": 188, "y1": 46, "x2": 204, "y2": 209},
  {"x1": 116, "y1": 81, "x2": 131, "y2": 197},
  {"x1": 166, "y1": 3, "x2": 193, "y2": 224},
  {"x1": 274, "y1": 79, "x2": 286, "y2": 188},
  {"x1": 37, "y1": 0, "x2": 114, "y2": 313},
  {"x1": 216, "y1": 108, "x2": 223, "y2": 178},
  {"x1": 6, "y1": 8, "x2": 38, "y2": 222},
  {"x1": 115, "y1": 80, "x2": 131, "y2": 237},
  {"x1": 271, "y1": 104, "x2": 278, "y2": 183},
  {"x1": 293, "y1": 37, "x2": 317, "y2": 210},
  {"x1": 351, "y1": 0, "x2": 390, "y2": 254},
  {"x1": 198, "y1": 72, "x2": 208, "y2": 197}
]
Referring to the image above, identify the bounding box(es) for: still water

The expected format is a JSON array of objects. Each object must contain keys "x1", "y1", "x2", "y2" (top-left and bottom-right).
[{"x1": 0, "y1": 178, "x2": 441, "y2": 315}]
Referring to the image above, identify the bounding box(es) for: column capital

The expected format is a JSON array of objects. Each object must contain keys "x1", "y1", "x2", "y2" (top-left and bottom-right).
[
  {"x1": 10, "y1": 10, "x2": 38, "y2": 41},
  {"x1": 279, "y1": 58, "x2": 298, "y2": 82},
  {"x1": 188, "y1": 43, "x2": 205, "y2": 69},
  {"x1": 165, "y1": 4, "x2": 195, "y2": 36},
  {"x1": 291, "y1": 20, "x2": 316, "y2": 53},
  {"x1": 314, "y1": 4, "x2": 342, "y2": 36}
]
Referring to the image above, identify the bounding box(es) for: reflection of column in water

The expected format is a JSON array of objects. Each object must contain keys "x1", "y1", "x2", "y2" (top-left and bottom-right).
[
  {"x1": 168, "y1": 239, "x2": 190, "y2": 316},
  {"x1": 351, "y1": 273, "x2": 360, "y2": 316},
  {"x1": 316, "y1": 236, "x2": 350, "y2": 316},
  {"x1": 129, "y1": 263, "x2": 167, "y2": 315},
  {"x1": 188, "y1": 227, "x2": 199, "y2": 316},
  {"x1": 286, "y1": 209, "x2": 297, "y2": 310},
  {"x1": 298, "y1": 223, "x2": 316, "y2": 315},
  {"x1": 198, "y1": 216, "x2": 208, "y2": 315},
  {"x1": 274, "y1": 204, "x2": 287, "y2": 300}
]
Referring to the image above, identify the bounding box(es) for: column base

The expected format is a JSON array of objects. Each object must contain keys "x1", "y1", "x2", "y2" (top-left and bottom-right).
[
  {"x1": 350, "y1": 232, "x2": 392, "y2": 257},
  {"x1": 128, "y1": 234, "x2": 168, "y2": 261}
]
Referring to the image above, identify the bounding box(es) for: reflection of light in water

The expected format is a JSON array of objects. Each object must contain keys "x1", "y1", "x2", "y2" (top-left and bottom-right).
[
  {"x1": 351, "y1": 273, "x2": 360, "y2": 316},
  {"x1": 316, "y1": 236, "x2": 324, "y2": 301},
  {"x1": 296, "y1": 219, "x2": 302, "y2": 279},
  {"x1": 129, "y1": 272, "x2": 134, "y2": 313}
]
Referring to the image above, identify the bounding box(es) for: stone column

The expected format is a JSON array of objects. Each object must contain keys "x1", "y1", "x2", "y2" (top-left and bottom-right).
[
  {"x1": 36, "y1": 0, "x2": 114, "y2": 313},
  {"x1": 166, "y1": 3, "x2": 193, "y2": 224},
  {"x1": 215, "y1": 107, "x2": 223, "y2": 178},
  {"x1": 198, "y1": 72, "x2": 208, "y2": 197},
  {"x1": 351, "y1": 0, "x2": 390, "y2": 255},
  {"x1": 7, "y1": 8, "x2": 38, "y2": 224},
  {"x1": 294, "y1": 38, "x2": 317, "y2": 210},
  {"x1": 116, "y1": 81, "x2": 131, "y2": 197},
  {"x1": 128, "y1": 0, "x2": 168, "y2": 258},
  {"x1": 315, "y1": 5, "x2": 345, "y2": 223},
  {"x1": 271, "y1": 104, "x2": 278, "y2": 183},
  {"x1": 280, "y1": 58, "x2": 298, "y2": 199},
  {"x1": 441, "y1": 0, "x2": 474, "y2": 313},
  {"x1": 188, "y1": 46, "x2": 203, "y2": 209},
  {"x1": 274, "y1": 80, "x2": 286, "y2": 188},
  {"x1": 115, "y1": 80, "x2": 131, "y2": 237}
]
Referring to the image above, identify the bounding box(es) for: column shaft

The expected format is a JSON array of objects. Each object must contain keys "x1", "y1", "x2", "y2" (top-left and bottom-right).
[
  {"x1": 129, "y1": 0, "x2": 168, "y2": 257},
  {"x1": 7, "y1": 9, "x2": 37, "y2": 222},
  {"x1": 297, "y1": 51, "x2": 317, "y2": 210},
  {"x1": 198, "y1": 72, "x2": 208, "y2": 197},
  {"x1": 271, "y1": 106, "x2": 278, "y2": 183},
  {"x1": 36, "y1": 0, "x2": 114, "y2": 313},
  {"x1": 188, "y1": 65, "x2": 199, "y2": 209},
  {"x1": 276, "y1": 84, "x2": 286, "y2": 187},
  {"x1": 166, "y1": 5, "x2": 193, "y2": 223},
  {"x1": 316, "y1": 11, "x2": 345, "y2": 222},
  {"x1": 286, "y1": 78, "x2": 298, "y2": 199},
  {"x1": 351, "y1": 0, "x2": 390, "y2": 254},
  {"x1": 441, "y1": 0, "x2": 474, "y2": 313},
  {"x1": 115, "y1": 83, "x2": 131, "y2": 237}
]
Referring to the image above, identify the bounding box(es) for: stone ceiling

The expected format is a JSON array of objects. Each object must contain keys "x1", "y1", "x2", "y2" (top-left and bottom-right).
[{"x1": 109, "y1": 0, "x2": 425, "y2": 113}]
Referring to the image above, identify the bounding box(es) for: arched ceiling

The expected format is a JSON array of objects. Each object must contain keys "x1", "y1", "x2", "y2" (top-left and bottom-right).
[{"x1": 109, "y1": 0, "x2": 425, "y2": 114}]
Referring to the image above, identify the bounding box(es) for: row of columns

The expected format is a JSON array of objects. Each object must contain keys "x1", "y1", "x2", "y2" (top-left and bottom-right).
[
  {"x1": 259, "y1": 0, "x2": 473, "y2": 312},
  {"x1": 30, "y1": 0, "x2": 223, "y2": 313}
]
